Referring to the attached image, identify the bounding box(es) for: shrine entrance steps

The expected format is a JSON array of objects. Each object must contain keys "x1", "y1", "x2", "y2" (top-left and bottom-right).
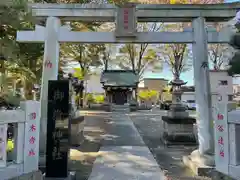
[
  {"x1": 88, "y1": 113, "x2": 165, "y2": 180},
  {"x1": 110, "y1": 104, "x2": 130, "y2": 113}
]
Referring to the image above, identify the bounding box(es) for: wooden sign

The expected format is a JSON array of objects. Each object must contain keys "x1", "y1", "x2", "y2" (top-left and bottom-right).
[
  {"x1": 115, "y1": 3, "x2": 137, "y2": 38},
  {"x1": 46, "y1": 80, "x2": 71, "y2": 178}
]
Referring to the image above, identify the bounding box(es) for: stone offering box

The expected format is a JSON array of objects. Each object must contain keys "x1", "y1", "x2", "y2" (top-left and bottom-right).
[
  {"x1": 214, "y1": 103, "x2": 240, "y2": 180},
  {"x1": 69, "y1": 80, "x2": 85, "y2": 146},
  {"x1": 70, "y1": 115, "x2": 85, "y2": 146}
]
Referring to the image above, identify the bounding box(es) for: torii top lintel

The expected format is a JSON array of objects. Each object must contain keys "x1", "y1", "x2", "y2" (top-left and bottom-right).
[{"x1": 29, "y1": 2, "x2": 240, "y2": 22}]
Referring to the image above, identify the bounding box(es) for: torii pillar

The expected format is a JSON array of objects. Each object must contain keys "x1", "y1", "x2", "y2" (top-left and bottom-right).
[
  {"x1": 39, "y1": 17, "x2": 61, "y2": 154},
  {"x1": 17, "y1": 17, "x2": 64, "y2": 154},
  {"x1": 183, "y1": 17, "x2": 215, "y2": 173}
]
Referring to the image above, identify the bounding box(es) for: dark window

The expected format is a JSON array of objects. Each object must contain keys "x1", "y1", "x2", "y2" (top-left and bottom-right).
[
  {"x1": 187, "y1": 100, "x2": 195, "y2": 103},
  {"x1": 219, "y1": 80, "x2": 228, "y2": 86},
  {"x1": 228, "y1": 95, "x2": 233, "y2": 101}
]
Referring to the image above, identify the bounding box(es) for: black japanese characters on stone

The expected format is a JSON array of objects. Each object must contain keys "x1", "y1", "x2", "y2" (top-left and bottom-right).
[
  {"x1": 46, "y1": 80, "x2": 70, "y2": 178},
  {"x1": 201, "y1": 61, "x2": 209, "y2": 69}
]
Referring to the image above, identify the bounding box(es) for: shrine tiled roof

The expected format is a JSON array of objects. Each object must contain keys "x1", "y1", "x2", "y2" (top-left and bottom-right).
[{"x1": 100, "y1": 70, "x2": 139, "y2": 87}]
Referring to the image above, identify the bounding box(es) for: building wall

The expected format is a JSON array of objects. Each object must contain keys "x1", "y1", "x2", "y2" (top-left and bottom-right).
[
  {"x1": 180, "y1": 71, "x2": 233, "y2": 105},
  {"x1": 209, "y1": 70, "x2": 233, "y2": 103},
  {"x1": 138, "y1": 78, "x2": 168, "y2": 92},
  {"x1": 233, "y1": 84, "x2": 240, "y2": 95},
  {"x1": 138, "y1": 78, "x2": 168, "y2": 104},
  {"x1": 181, "y1": 92, "x2": 195, "y2": 102},
  {"x1": 86, "y1": 75, "x2": 104, "y2": 94}
]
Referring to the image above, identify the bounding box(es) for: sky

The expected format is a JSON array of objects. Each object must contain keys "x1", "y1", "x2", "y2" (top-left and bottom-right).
[
  {"x1": 68, "y1": 0, "x2": 240, "y2": 85},
  {"x1": 144, "y1": 0, "x2": 240, "y2": 85}
]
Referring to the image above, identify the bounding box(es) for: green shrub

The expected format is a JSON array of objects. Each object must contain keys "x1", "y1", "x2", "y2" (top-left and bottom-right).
[
  {"x1": 93, "y1": 95, "x2": 105, "y2": 104},
  {"x1": 86, "y1": 93, "x2": 94, "y2": 104},
  {"x1": 7, "y1": 140, "x2": 14, "y2": 152}
]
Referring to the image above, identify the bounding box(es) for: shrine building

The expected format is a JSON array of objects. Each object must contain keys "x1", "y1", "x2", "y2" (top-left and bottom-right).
[{"x1": 100, "y1": 70, "x2": 138, "y2": 106}]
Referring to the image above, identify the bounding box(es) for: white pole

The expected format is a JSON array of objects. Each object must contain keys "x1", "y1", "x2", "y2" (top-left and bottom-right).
[
  {"x1": 191, "y1": 17, "x2": 214, "y2": 166},
  {"x1": 39, "y1": 17, "x2": 61, "y2": 154}
]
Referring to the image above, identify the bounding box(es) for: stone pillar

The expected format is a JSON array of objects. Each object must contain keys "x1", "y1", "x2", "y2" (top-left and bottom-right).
[
  {"x1": 39, "y1": 17, "x2": 61, "y2": 154},
  {"x1": 188, "y1": 17, "x2": 214, "y2": 166},
  {"x1": 132, "y1": 89, "x2": 136, "y2": 99}
]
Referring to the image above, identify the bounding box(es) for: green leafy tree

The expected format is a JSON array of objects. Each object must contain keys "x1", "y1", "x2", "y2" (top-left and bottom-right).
[
  {"x1": 62, "y1": 44, "x2": 103, "y2": 79},
  {"x1": 85, "y1": 93, "x2": 94, "y2": 104},
  {"x1": 0, "y1": 0, "x2": 44, "y2": 99},
  {"x1": 159, "y1": 37, "x2": 191, "y2": 81},
  {"x1": 116, "y1": 23, "x2": 163, "y2": 78},
  {"x1": 208, "y1": 42, "x2": 230, "y2": 70},
  {"x1": 161, "y1": 86, "x2": 172, "y2": 101},
  {"x1": 158, "y1": 0, "x2": 224, "y2": 81},
  {"x1": 138, "y1": 90, "x2": 158, "y2": 101},
  {"x1": 94, "y1": 95, "x2": 105, "y2": 104},
  {"x1": 0, "y1": 0, "x2": 104, "y2": 99},
  {"x1": 228, "y1": 32, "x2": 240, "y2": 76},
  {"x1": 98, "y1": 44, "x2": 117, "y2": 71}
]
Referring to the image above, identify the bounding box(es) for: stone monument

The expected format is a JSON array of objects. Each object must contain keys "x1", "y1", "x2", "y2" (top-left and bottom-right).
[
  {"x1": 46, "y1": 80, "x2": 71, "y2": 178},
  {"x1": 161, "y1": 77, "x2": 196, "y2": 145}
]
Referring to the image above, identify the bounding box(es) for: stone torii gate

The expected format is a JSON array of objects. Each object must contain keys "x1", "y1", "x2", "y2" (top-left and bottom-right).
[{"x1": 17, "y1": 2, "x2": 240, "y2": 169}]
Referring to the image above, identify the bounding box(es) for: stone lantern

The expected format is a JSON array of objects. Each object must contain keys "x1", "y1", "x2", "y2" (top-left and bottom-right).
[
  {"x1": 161, "y1": 77, "x2": 196, "y2": 145},
  {"x1": 168, "y1": 78, "x2": 188, "y2": 115}
]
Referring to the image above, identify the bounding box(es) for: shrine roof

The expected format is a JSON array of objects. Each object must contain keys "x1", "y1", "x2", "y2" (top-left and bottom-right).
[{"x1": 100, "y1": 70, "x2": 139, "y2": 87}]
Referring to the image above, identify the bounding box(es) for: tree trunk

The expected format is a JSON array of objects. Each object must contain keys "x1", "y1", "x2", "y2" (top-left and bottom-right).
[
  {"x1": 25, "y1": 81, "x2": 33, "y2": 100},
  {"x1": 104, "y1": 58, "x2": 108, "y2": 70},
  {"x1": 12, "y1": 80, "x2": 16, "y2": 96},
  {"x1": 0, "y1": 61, "x2": 6, "y2": 94},
  {"x1": 80, "y1": 90, "x2": 83, "y2": 108}
]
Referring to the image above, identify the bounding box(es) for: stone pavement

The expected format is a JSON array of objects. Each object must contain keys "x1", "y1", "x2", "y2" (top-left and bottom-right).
[
  {"x1": 88, "y1": 113, "x2": 165, "y2": 180},
  {"x1": 101, "y1": 113, "x2": 145, "y2": 146},
  {"x1": 129, "y1": 110, "x2": 211, "y2": 180}
]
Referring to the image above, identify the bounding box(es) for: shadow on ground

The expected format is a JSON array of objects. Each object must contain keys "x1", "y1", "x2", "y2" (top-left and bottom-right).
[
  {"x1": 69, "y1": 112, "x2": 140, "y2": 180},
  {"x1": 130, "y1": 112, "x2": 211, "y2": 180},
  {"x1": 69, "y1": 113, "x2": 106, "y2": 180},
  {"x1": 69, "y1": 138, "x2": 101, "y2": 180},
  {"x1": 68, "y1": 111, "x2": 211, "y2": 180},
  {"x1": 69, "y1": 112, "x2": 157, "y2": 180}
]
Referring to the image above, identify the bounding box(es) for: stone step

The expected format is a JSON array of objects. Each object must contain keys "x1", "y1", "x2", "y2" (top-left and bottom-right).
[
  {"x1": 111, "y1": 106, "x2": 129, "y2": 109},
  {"x1": 112, "y1": 107, "x2": 129, "y2": 109},
  {"x1": 111, "y1": 105, "x2": 130, "y2": 112},
  {"x1": 111, "y1": 109, "x2": 130, "y2": 112}
]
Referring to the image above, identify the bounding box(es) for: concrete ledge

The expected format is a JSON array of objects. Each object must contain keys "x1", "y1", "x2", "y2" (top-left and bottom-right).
[
  {"x1": 162, "y1": 133, "x2": 197, "y2": 146},
  {"x1": 43, "y1": 172, "x2": 76, "y2": 180},
  {"x1": 1, "y1": 164, "x2": 24, "y2": 180},
  {"x1": 162, "y1": 116, "x2": 196, "y2": 124},
  {"x1": 10, "y1": 170, "x2": 43, "y2": 180},
  {"x1": 183, "y1": 156, "x2": 235, "y2": 180}
]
